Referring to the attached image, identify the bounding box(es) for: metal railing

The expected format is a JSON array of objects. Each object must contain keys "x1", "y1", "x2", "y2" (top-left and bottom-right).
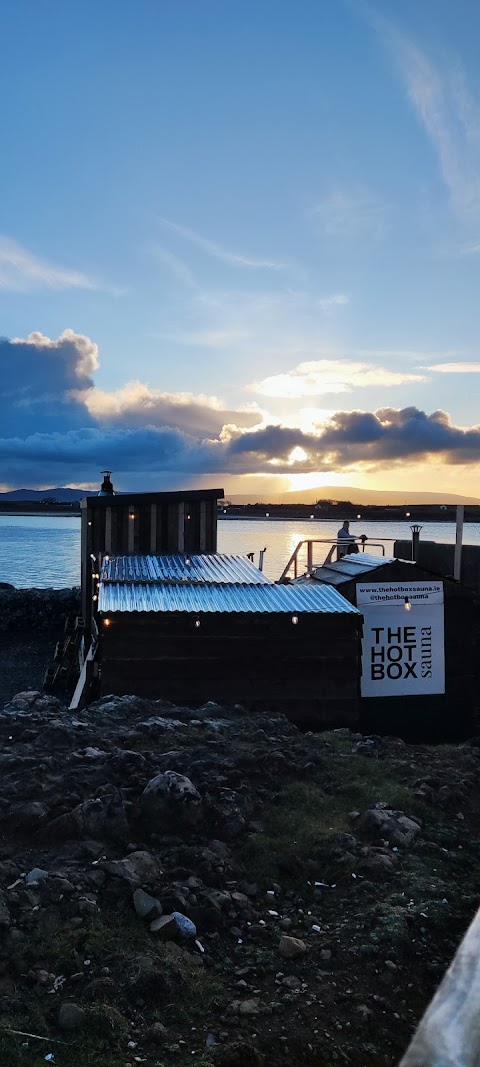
[{"x1": 279, "y1": 537, "x2": 387, "y2": 581}]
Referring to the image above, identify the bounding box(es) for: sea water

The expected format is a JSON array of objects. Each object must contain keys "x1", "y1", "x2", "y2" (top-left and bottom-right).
[{"x1": 1, "y1": 513, "x2": 480, "y2": 588}]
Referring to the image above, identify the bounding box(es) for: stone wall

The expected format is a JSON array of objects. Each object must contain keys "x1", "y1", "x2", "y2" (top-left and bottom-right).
[{"x1": 0, "y1": 587, "x2": 80, "y2": 631}]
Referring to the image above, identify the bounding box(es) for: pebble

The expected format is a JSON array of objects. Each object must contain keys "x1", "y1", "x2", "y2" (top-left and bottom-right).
[
  {"x1": 58, "y1": 1003, "x2": 86, "y2": 1031},
  {"x1": 278, "y1": 935, "x2": 307, "y2": 960},
  {"x1": 25, "y1": 867, "x2": 48, "y2": 886}
]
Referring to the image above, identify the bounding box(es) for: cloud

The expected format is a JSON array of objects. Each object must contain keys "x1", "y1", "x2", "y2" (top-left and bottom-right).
[
  {"x1": 312, "y1": 190, "x2": 388, "y2": 239},
  {"x1": 158, "y1": 217, "x2": 286, "y2": 270},
  {"x1": 0, "y1": 329, "x2": 262, "y2": 475},
  {"x1": 82, "y1": 381, "x2": 261, "y2": 438},
  {"x1": 429, "y1": 361, "x2": 480, "y2": 373},
  {"x1": 226, "y1": 407, "x2": 480, "y2": 470},
  {"x1": 250, "y1": 359, "x2": 427, "y2": 399},
  {"x1": 0, "y1": 237, "x2": 97, "y2": 292},
  {"x1": 150, "y1": 245, "x2": 198, "y2": 289},
  {"x1": 317, "y1": 293, "x2": 350, "y2": 312},
  {"x1": 2, "y1": 329, "x2": 479, "y2": 488},
  {"x1": 2, "y1": 394, "x2": 480, "y2": 486},
  {"x1": 369, "y1": 14, "x2": 480, "y2": 217},
  {"x1": 0, "y1": 331, "x2": 99, "y2": 436}
]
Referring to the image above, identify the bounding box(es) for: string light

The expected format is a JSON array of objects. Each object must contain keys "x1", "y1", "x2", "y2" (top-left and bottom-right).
[
  {"x1": 194, "y1": 618, "x2": 201, "y2": 628},
  {"x1": 291, "y1": 615, "x2": 299, "y2": 625},
  {"x1": 90, "y1": 554, "x2": 96, "y2": 563},
  {"x1": 404, "y1": 597, "x2": 412, "y2": 612},
  {"x1": 103, "y1": 618, "x2": 111, "y2": 627}
]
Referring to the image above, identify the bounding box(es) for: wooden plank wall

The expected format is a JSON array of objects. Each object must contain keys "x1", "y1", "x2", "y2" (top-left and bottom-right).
[
  {"x1": 99, "y1": 615, "x2": 361, "y2": 724},
  {"x1": 80, "y1": 494, "x2": 220, "y2": 640}
]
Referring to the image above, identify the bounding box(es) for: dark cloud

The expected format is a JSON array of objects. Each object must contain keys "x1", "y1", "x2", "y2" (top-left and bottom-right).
[
  {"x1": 2, "y1": 406, "x2": 480, "y2": 488},
  {"x1": 1, "y1": 326, "x2": 480, "y2": 487},
  {"x1": 227, "y1": 407, "x2": 480, "y2": 469},
  {"x1": 0, "y1": 331, "x2": 98, "y2": 436}
]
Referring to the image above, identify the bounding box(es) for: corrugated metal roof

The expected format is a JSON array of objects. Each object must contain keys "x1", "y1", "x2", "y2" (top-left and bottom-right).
[
  {"x1": 99, "y1": 581, "x2": 360, "y2": 615},
  {"x1": 310, "y1": 553, "x2": 397, "y2": 586},
  {"x1": 100, "y1": 554, "x2": 272, "y2": 585}
]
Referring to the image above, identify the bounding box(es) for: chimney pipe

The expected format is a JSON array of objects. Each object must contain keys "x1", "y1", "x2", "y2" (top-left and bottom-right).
[
  {"x1": 98, "y1": 470, "x2": 114, "y2": 497},
  {"x1": 410, "y1": 524, "x2": 422, "y2": 562}
]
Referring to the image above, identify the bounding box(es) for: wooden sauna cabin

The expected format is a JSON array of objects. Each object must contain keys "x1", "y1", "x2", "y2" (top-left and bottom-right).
[
  {"x1": 297, "y1": 553, "x2": 480, "y2": 739},
  {"x1": 95, "y1": 552, "x2": 362, "y2": 723},
  {"x1": 69, "y1": 480, "x2": 362, "y2": 721}
]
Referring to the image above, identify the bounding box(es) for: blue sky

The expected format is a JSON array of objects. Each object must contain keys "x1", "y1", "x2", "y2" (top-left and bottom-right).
[{"x1": 2, "y1": 0, "x2": 480, "y2": 496}]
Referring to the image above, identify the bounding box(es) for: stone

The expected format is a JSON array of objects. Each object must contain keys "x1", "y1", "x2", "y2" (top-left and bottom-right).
[
  {"x1": 141, "y1": 770, "x2": 202, "y2": 828},
  {"x1": 144, "y1": 1021, "x2": 167, "y2": 1045},
  {"x1": 102, "y1": 851, "x2": 161, "y2": 887},
  {"x1": 172, "y1": 911, "x2": 197, "y2": 938},
  {"x1": 133, "y1": 888, "x2": 162, "y2": 921},
  {"x1": 278, "y1": 935, "x2": 307, "y2": 960},
  {"x1": 230, "y1": 998, "x2": 261, "y2": 1015},
  {"x1": 355, "y1": 808, "x2": 421, "y2": 848},
  {"x1": 58, "y1": 1002, "x2": 86, "y2": 1031},
  {"x1": 149, "y1": 914, "x2": 179, "y2": 939},
  {"x1": 25, "y1": 867, "x2": 49, "y2": 886}
]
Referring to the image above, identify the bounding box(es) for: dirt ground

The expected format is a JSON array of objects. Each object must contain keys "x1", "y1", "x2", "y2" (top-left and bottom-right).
[{"x1": 0, "y1": 689, "x2": 479, "y2": 1066}]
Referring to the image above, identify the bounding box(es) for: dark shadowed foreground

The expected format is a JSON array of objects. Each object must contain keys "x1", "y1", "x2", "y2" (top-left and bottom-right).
[{"x1": 0, "y1": 691, "x2": 479, "y2": 1066}]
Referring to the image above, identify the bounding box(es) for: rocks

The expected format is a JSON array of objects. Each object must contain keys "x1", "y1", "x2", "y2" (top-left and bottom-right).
[
  {"x1": 229, "y1": 997, "x2": 261, "y2": 1016},
  {"x1": 0, "y1": 587, "x2": 80, "y2": 633},
  {"x1": 58, "y1": 1002, "x2": 86, "y2": 1031},
  {"x1": 149, "y1": 911, "x2": 196, "y2": 940},
  {"x1": 149, "y1": 914, "x2": 180, "y2": 939},
  {"x1": 140, "y1": 770, "x2": 202, "y2": 829},
  {"x1": 25, "y1": 867, "x2": 49, "y2": 885},
  {"x1": 278, "y1": 935, "x2": 307, "y2": 960},
  {"x1": 171, "y1": 911, "x2": 197, "y2": 938},
  {"x1": 133, "y1": 888, "x2": 162, "y2": 920},
  {"x1": 102, "y1": 850, "x2": 161, "y2": 887},
  {"x1": 354, "y1": 807, "x2": 422, "y2": 848}
]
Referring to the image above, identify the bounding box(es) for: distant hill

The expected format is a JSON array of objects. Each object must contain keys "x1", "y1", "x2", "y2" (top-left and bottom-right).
[
  {"x1": 0, "y1": 487, "x2": 96, "y2": 502},
  {"x1": 229, "y1": 485, "x2": 480, "y2": 506}
]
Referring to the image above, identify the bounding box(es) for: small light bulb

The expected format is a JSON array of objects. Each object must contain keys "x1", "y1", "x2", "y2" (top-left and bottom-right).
[
  {"x1": 92, "y1": 594, "x2": 98, "y2": 602},
  {"x1": 357, "y1": 514, "x2": 361, "y2": 519},
  {"x1": 404, "y1": 598, "x2": 412, "y2": 611},
  {"x1": 194, "y1": 618, "x2": 201, "y2": 628},
  {"x1": 103, "y1": 618, "x2": 111, "y2": 627},
  {"x1": 185, "y1": 557, "x2": 191, "y2": 565},
  {"x1": 266, "y1": 512, "x2": 270, "y2": 518},
  {"x1": 291, "y1": 615, "x2": 299, "y2": 625},
  {"x1": 187, "y1": 514, "x2": 191, "y2": 520}
]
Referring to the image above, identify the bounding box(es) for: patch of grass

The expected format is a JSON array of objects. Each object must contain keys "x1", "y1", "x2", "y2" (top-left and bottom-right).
[{"x1": 236, "y1": 748, "x2": 426, "y2": 883}]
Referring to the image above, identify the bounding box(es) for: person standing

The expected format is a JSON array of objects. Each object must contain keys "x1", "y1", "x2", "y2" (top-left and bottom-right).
[{"x1": 337, "y1": 520, "x2": 355, "y2": 559}]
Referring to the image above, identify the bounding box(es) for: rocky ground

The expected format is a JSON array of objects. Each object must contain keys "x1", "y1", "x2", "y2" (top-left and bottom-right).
[{"x1": 0, "y1": 690, "x2": 479, "y2": 1067}]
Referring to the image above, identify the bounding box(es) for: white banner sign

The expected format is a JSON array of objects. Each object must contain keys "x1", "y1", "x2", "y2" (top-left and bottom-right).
[{"x1": 357, "y1": 582, "x2": 445, "y2": 698}]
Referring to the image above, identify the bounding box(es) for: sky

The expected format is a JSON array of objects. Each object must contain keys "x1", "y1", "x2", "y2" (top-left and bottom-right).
[{"x1": 2, "y1": 0, "x2": 480, "y2": 498}]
